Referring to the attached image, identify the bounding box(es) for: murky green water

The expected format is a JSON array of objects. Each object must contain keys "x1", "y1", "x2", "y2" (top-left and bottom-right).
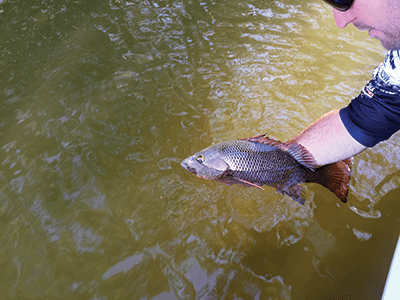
[{"x1": 1, "y1": 0, "x2": 400, "y2": 299}]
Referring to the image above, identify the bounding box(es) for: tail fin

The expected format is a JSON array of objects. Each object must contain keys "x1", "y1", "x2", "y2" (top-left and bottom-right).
[{"x1": 309, "y1": 158, "x2": 352, "y2": 202}]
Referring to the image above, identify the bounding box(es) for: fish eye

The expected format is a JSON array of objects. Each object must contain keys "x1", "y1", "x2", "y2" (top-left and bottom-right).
[{"x1": 196, "y1": 154, "x2": 205, "y2": 163}]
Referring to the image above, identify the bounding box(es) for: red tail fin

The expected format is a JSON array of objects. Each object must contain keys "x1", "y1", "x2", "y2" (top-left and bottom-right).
[{"x1": 309, "y1": 158, "x2": 352, "y2": 202}]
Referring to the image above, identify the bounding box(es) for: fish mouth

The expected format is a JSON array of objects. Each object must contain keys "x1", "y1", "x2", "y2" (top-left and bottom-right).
[{"x1": 181, "y1": 160, "x2": 197, "y2": 175}]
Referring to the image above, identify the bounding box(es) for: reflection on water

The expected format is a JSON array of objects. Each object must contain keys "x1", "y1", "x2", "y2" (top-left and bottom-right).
[{"x1": 0, "y1": 0, "x2": 398, "y2": 299}]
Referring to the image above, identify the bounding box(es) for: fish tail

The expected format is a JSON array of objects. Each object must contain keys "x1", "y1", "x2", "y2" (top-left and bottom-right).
[{"x1": 309, "y1": 158, "x2": 352, "y2": 202}]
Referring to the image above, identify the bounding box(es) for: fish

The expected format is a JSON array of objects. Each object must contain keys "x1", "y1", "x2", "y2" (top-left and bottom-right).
[{"x1": 181, "y1": 133, "x2": 352, "y2": 204}]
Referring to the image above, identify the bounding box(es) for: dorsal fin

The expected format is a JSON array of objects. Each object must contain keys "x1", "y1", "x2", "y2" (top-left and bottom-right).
[
  {"x1": 240, "y1": 133, "x2": 317, "y2": 171},
  {"x1": 285, "y1": 143, "x2": 317, "y2": 171}
]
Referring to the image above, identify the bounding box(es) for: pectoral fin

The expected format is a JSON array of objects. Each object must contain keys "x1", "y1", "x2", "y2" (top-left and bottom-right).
[
  {"x1": 219, "y1": 174, "x2": 264, "y2": 190},
  {"x1": 234, "y1": 177, "x2": 264, "y2": 190}
]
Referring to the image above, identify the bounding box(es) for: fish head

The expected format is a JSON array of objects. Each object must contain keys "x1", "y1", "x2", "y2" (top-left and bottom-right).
[{"x1": 181, "y1": 145, "x2": 229, "y2": 180}]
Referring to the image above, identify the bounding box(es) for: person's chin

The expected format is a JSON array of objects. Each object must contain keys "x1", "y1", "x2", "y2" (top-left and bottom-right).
[
  {"x1": 379, "y1": 38, "x2": 400, "y2": 51},
  {"x1": 368, "y1": 30, "x2": 399, "y2": 50}
]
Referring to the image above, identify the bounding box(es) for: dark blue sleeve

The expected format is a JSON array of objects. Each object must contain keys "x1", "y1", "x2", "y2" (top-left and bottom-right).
[
  {"x1": 340, "y1": 85, "x2": 400, "y2": 147},
  {"x1": 339, "y1": 51, "x2": 400, "y2": 147}
]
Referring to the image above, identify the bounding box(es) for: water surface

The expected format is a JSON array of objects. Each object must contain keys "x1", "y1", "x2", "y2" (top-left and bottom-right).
[{"x1": 1, "y1": 0, "x2": 399, "y2": 299}]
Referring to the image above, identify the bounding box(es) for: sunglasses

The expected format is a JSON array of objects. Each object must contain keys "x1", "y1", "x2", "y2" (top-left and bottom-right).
[{"x1": 323, "y1": 0, "x2": 354, "y2": 11}]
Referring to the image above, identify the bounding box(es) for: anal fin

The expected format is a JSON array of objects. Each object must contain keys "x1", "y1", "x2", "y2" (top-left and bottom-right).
[{"x1": 277, "y1": 184, "x2": 306, "y2": 205}]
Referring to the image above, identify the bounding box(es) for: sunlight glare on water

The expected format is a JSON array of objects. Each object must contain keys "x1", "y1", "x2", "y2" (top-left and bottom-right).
[{"x1": 1, "y1": 0, "x2": 399, "y2": 299}]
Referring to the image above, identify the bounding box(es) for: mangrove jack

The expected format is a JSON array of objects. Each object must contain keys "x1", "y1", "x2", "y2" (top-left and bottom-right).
[{"x1": 181, "y1": 134, "x2": 352, "y2": 204}]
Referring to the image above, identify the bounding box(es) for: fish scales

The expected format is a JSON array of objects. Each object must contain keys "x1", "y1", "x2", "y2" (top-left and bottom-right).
[
  {"x1": 218, "y1": 140, "x2": 306, "y2": 186},
  {"x1": 181, "y1": 134, "x2": 352, "y2": 204}
]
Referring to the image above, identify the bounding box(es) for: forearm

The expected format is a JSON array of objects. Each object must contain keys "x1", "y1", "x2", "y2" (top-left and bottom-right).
[{"x1": 289, "y1": 109, "x2": 366, "y2": 166}]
